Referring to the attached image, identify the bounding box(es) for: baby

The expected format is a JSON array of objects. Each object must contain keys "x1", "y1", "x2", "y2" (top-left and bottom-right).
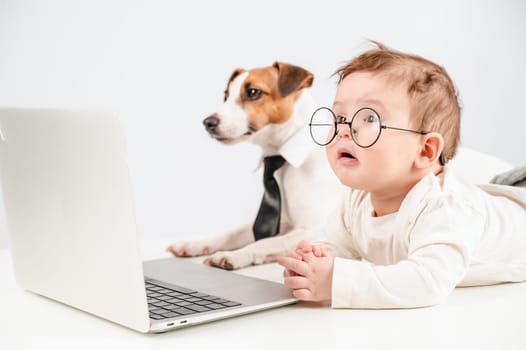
[{"x1": 278, "y1": 42, "x2": 526, "y2": 308}]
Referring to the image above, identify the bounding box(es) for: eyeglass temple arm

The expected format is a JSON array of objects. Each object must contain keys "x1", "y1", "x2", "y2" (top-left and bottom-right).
[
  {"x1": 381, "y1": 125, "x2": 428, "y2": 135},
  {"x1": 381, "y1": 126, "x2": 446, "y2": 165}
]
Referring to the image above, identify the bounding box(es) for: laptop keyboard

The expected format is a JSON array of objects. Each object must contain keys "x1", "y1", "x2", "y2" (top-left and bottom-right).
[{"x1": 145, "y1": 278, "x2": 242, "y2": 320}]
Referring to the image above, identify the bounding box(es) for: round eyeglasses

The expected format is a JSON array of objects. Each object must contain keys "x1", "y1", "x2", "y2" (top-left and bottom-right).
[{"x1": 309, "y1": 107, "x2": 430, "y2": 148}]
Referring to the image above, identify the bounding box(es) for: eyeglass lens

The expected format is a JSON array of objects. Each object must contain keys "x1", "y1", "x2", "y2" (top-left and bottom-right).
[
  {"x1": 309, "y1": 107, "x2": 336, "y2": 146},
  {"x1": 309, "y1": 107, "x2": 382, "y2": 147}
]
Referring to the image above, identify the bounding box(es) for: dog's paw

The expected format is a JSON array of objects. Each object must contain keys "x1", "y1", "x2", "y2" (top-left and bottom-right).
[
  {"x1": 166, "y1": 241, "x2": 212, "y2": 257},
  {"x1": 203, "y1": 250, "x2": 252, "y2": 270}
]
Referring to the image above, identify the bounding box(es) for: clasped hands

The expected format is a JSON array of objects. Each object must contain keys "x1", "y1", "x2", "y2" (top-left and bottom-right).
[{"x1": 277, "y1": 240, "x2": 334, "y2": 302}]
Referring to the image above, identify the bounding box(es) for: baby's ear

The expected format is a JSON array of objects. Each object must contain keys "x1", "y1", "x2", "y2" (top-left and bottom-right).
[{"x1": 416, "y1": 132, "x2": 444, "y2": 168}]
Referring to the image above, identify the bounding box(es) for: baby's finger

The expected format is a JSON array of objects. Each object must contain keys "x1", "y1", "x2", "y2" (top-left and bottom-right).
[
  {"x1": 283, "y1": 275, "x2": 310, "y2": 290},
  {"x1": 277, "y1": 256, "x2": 310, "y2": 276},
  {"x1": 297, "y1": 240, "x2": 313, "y2": 253},
  {"x1": 288, "y1": 250, "x2": 303, "y2": 260},
  {"x1": 312, "y1": 245, "x2": 323, "y2": 257},
  {"x1": 292, "y1": 288, "x2": 313, "y2": 301},
  {"x1": 296, "y1": 248, "x2": 322, "y2": 263}
]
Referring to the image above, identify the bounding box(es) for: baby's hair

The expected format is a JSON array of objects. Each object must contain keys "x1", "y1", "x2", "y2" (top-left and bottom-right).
[{"x1": 334, "y1": 41, "x2": 461, "y2": 163}]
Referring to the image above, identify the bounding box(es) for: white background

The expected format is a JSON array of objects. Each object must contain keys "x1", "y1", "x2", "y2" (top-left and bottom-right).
[{"x1": 0, "y1": 0, "x2": 525, "y2": 248}]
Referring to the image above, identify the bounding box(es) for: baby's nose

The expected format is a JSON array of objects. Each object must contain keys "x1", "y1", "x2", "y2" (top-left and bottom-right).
[{"x1": 337, "y1": 123, "x2": 352, "y2": 139}]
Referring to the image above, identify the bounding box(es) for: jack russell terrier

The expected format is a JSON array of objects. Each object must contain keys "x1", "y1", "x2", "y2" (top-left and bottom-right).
[{"x1": 166, "y1": 62, "x2": 343, "y2": 270}]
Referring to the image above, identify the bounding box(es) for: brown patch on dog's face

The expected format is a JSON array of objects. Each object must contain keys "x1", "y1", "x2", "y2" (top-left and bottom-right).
[{"x1": 238, "y1": 62, "x2": 314, "y2": 130}]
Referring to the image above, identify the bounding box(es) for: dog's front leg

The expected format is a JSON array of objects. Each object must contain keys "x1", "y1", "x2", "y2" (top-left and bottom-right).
[
  {"x1": 166, "y1": 222, "x2": 255, "y2": 257},
  {"x1": 204, "y1": 227, "x2": 317, "y2": 270}
]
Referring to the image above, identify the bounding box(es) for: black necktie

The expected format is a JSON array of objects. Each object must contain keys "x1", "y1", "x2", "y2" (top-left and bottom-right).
[{"x1": 253, "y1": 155, "x2": 286, "y2": 241}]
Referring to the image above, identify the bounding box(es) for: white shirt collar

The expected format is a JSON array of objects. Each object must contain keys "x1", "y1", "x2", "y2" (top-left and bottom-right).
[{"x1": 256, "y1": 124, "x2": 315, "y2": 169}]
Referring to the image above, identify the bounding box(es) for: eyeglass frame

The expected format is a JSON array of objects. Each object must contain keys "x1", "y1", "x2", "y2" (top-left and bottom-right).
[{"x1": 309, "y1": 106, "x2": 446, "y2": 165}]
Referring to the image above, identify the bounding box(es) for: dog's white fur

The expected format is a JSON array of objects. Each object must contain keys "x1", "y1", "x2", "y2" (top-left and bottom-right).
[{"x1": 166, "y1": 62, "x2": 344, "y2": 269}]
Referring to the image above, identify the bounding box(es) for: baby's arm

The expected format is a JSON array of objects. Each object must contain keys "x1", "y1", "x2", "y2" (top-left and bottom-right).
[{"x1": 330, "y1": 203, "x2": 480, "y2": 309}]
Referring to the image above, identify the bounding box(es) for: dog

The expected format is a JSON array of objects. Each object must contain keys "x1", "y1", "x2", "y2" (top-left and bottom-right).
[{"x1": 166, "y1": 62, "x2": 343, "y2": 270}]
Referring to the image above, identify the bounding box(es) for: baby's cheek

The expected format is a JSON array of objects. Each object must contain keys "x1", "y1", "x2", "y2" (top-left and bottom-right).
[{"x1": 325, "y1": 146, "x2": 336, "y2": 166}]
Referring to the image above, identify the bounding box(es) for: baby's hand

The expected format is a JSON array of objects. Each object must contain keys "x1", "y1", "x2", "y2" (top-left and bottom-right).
[
  {"x1": 277, "y1": 244, "x2": 335, "y2": 302},
  {"x1": 282, "y1": 241, "x2": 316, "y2": 277},
  {"x1": 282, "y1": 241, "x2": 328, "y2": 278}
]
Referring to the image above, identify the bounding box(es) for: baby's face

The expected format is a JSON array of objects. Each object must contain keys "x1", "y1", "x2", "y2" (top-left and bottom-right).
[{"x1": 326, "y1": 71, "x2": 422, "y2": 194}]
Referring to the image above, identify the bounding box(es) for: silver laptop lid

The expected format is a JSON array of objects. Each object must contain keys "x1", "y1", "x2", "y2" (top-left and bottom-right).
[{"x1": 0, "y1": 108, "x2": 150, "y2": 332}]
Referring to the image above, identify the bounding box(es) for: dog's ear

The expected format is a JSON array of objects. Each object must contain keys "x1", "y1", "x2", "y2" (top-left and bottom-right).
[{"x1": 273, "y1": 62, "x2": 314, "y2": 97}]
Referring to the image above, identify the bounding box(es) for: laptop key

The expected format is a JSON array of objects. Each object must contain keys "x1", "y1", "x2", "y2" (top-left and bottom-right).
[
  {"x1": 153, "y1": 308, "x2": 173, "y2": 315},
  {"x1": 185, "y1": 304, "x2": 211, "y2": 313},
  {"x1": 172, "y1": 307, "x2": 198, "y2": 315},
  {"x1": 165, "y1": 297, "x2": 186, "y2": 303},
  {"x1": 174, "y1": 301, "x2": 192, "y2": 307},
  {"x1": 222, "y1": 301, "x2": 242, "y2": 307},
  {"x1": 206, "y1": 303, "x2": 230, "y2": 310},
  {"x1": 152, "y1": 301, "x2": 170, "y2": 307},
  {"x1": 148, "y1": 292, "x2": 163, "y2": 298},
  {"x1": 186, "y1": 297, "x2": 202, "y2": 302},
  {"x1": 167, "y1": 286, "x2": 195, "y2": 294},
  {"x1": 163, "y1": 304, "x2": 181, "y2": 310},
  {"x1": 157, "y1": 288, "x2": 173, "y2": 294}
]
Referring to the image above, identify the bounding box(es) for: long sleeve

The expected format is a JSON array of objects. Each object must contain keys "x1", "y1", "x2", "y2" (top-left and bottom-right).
[{"x1": 332, "y1": 195, "x2": 480, "y2": 308}]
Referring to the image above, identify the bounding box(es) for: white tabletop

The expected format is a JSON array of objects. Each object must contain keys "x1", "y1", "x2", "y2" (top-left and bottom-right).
[{"x1": 1, "y1": 238, "x2": 526, "y2": 350}]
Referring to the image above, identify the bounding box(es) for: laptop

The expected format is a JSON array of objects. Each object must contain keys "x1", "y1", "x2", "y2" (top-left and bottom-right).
[{"x1": 0, "y1": 107, "x2": 297, "y2": 333}]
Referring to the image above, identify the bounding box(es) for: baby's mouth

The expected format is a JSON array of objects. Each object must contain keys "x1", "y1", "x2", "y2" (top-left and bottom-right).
[{"x1": 338, "y1": 150, "x2": 356, "y2": 160}]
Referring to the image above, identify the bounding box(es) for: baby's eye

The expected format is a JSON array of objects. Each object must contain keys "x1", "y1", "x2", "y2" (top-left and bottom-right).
[{"x1": 366, "y1": 114, "x2": 378, "y2": 123}]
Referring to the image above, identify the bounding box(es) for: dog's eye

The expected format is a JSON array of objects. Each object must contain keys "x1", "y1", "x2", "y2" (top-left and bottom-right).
[
  {"x1": 246, "y1": 87, "x2": 263, "y2": 100},
  {"x1": 223, "y1": 89, "x2": 229, "y2": 102}
]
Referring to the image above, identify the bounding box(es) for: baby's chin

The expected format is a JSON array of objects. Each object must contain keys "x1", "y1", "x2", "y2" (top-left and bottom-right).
[
  {"x1": 339, "y1": 178, "x2": 365, "y2": 190},
  {"x1": 331, "y1": 168, "x2": 364, "y2": 189}
]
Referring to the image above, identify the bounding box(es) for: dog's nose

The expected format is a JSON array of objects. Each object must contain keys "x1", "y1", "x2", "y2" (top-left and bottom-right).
[{"x1": 203, "y1": 115, "x2": 220, "y2": 133}]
